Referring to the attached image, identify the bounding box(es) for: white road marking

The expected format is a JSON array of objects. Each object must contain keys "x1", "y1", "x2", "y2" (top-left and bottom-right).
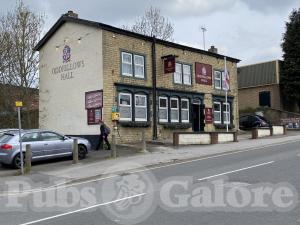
[
  {"x1": 197, "y1": 161, "x2": 275, "y2": 181},
  {"x1": 19, "y1": 193, "x2": 146, "y2": 225},
  {"x1": 1, "y1": 139, "x2": 298, "y2": 197}
]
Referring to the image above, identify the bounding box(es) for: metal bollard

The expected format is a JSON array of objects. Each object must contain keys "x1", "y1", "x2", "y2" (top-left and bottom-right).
[
  {"x1": 25, "y1": 144, "x2": 32, "y2": 174},
  {"x1": 111, "y1": 134, "x2": 117, "y2": 158},
  {"x1": 73, "y1": 139, "x2": 79, "y2": 164}
]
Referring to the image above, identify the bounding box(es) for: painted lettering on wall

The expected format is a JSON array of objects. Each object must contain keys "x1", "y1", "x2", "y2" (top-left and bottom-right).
[{"x1": 51, "y1": 45, "x2": 85, "y2": 80}]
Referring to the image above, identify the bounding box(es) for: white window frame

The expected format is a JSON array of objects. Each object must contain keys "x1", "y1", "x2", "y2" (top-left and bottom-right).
[
  {"x1": 121, "y1": 52, "x2": 133, "y2": 77},
  {"x1": 183, "y1": 64, "x2": 192, "y2": 85},
  {"x1": 214, "y1": 70, "x2": 222, "y2": 90},
  {"x1": 174, "y1": 63, "x2": 183, "y2": 84},
  {"x1": 170, "y1": 97, "x2": 179, "y2": 123},
  {"x1": 134, "y1": 94, "x2": 147, "y2": 122},
  {"x1": 213, "y1": 101, "x2": 222, "y2": 124},
  {"x1": 159, "y1": 96, "x2": 168, "y2": 123},
  {"x1": 181, "y1": 98, "x2": 189, "y2": 123},
  {"x1": 134, "y1": 55, "x2": 145, "y2": 78},
  {"x1": 119, "y1": 93, "x2": 132, "y2": 121},
  {"x1": 223, "y1": 102, "x2": 231, "y2": 124}
]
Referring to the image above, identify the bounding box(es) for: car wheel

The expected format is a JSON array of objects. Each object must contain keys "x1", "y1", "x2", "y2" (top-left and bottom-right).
[
  {"x1": 12, "y1": 153, "x2": 24, "y2": 169},
  {"x1": 78, "y1": 145, "x2": 87, "y2": 160}
]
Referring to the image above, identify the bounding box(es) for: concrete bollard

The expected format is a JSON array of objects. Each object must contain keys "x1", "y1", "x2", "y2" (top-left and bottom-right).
[
  {"x1": 111, "y1": 134, "x2": 117, "y2": 158},
  {"x1": 73, "y1": 139, "x2": 79, "y2": 164},
  {"x1": 141, "y1": 130, "x2": 147, "y2": 152},
  {"x1": 25, "y1": 144, "x2": 32, "y2": 174}
]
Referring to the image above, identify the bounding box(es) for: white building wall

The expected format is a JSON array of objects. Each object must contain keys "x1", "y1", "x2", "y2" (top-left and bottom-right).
[{"x1": 39, "y1": 22, "x2": 103, "y2": 135}]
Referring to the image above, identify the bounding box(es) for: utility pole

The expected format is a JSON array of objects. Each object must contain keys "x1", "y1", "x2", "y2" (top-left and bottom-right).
[{"x1": 201, "y1": 26, "x2": 207, "y2": 51}]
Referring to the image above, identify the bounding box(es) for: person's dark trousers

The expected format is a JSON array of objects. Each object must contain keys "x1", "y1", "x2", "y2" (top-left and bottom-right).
[
  {"x1": 96, "y1": 135, "x2": 104, "y2": 150},
  {"x1": 103, "y1": 134, "x2": 111, "y2": 150}
]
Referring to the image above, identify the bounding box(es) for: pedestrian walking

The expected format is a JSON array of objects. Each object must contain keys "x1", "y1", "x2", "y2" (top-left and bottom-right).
[{"x1": 96, "y1": 121, "x2": 111, "y2": 150}]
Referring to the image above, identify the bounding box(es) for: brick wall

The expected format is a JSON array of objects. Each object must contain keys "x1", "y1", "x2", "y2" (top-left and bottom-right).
[
  {"x1": 102, "y1": 30, "x2": 239, "y2": 143},
  {"x1": 238, "y1": 84, "x2": 282, "y2": 111}
]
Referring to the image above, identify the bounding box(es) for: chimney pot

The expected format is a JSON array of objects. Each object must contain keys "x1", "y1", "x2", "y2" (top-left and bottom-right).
[
  {"x1": 208, "y1": 46, "x2": 218, "y2": 54},
  {"x1": 65, "y1": 10, "x2": 78, "y2": 18}
]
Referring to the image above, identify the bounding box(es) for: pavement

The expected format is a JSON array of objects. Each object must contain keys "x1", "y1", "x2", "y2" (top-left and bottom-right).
[
  {"x1": 0, "y1": 132, "x2": 300, "y2": 224},
  {"x1": 0, "y1": 131, "x2": 300, "y2": 192}
]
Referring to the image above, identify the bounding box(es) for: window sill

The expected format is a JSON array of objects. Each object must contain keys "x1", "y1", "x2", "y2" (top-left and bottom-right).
[
  {"x1": 121, "y1": 74, "x2": 146, "y2": 80},
  {"x1": 119, "y1": 121, "x2": 150, "y2": 127},
  {"x1": 160, "y1": 123, "x2": 192, "y2": 129}
]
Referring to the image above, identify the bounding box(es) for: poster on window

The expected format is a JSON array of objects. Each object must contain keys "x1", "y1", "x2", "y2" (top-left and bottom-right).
[
  {"x1": 87, "y1": 108, "x2": 102, "y2": 125},
  {"x1": 85, "y1": 90, "x2": 103, "y2": 109},
  {"x1": 205, "y1": 108, "x2": 213, "y2": 124},
  {"x1": 195, "y1": 62, "x2": 212, "y2": 85},
  {"x1": 163, "y1": 56, "x2": 176, "y2": 74}
]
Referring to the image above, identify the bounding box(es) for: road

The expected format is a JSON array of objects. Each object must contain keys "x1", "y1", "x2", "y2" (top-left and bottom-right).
[{"x1": 1, "y1": 139, "x2": 300, "y2": 225}]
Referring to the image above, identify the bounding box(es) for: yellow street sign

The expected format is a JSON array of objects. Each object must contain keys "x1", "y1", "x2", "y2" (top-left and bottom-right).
[{"x1": 15, "y1": 101, "x2": 23, "y2": 107}]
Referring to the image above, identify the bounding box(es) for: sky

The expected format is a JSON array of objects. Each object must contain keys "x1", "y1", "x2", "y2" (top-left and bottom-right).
[{"x1": 0, "y1": 0, "x2": 299, "y2": 66}]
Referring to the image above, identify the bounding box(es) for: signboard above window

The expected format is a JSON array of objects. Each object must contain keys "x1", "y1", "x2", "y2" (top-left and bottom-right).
[
  {"x1": 195, "y1": 62, "x2": 212, "y2": 85},
  {"x1": 85, "y1": 90, "x2": 103, "y2": 109},
  {"x1": 163, "y1": 56, "x2": 176, "y2": 74}
]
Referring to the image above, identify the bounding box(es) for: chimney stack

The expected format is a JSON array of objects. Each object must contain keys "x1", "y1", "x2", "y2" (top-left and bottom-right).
[
  {"x1": 65, "y1": 10, "x2": 78, "y2": 18},
  {"x1": 208, "y1": 46, "x2": 218, "y2": 54}
]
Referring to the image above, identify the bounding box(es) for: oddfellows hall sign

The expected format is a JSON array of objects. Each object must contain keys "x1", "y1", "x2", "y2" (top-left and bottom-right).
[{"x1": 51, "y1": 45, "x2": 85, "y2": 80}]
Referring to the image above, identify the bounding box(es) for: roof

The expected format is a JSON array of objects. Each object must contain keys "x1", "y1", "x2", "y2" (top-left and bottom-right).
[
  {"x1": 237, "y1": 60, "x2": 280, "y2": 88},
  {"x1": 34, "y1": 15, "x2": 240, "y2": 63}
]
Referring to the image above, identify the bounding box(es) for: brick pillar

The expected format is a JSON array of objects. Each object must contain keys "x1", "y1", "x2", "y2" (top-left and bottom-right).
[
  {"x1": 233, "y1": 132, "x2": 238, "y2": 142},
  {"x1": 173, "y1": 132, "x2": 179, "y2": 146},
  {"x1": 210, "y1": 132, "x2": 218, "y2": 144},
  {"x1": 283, "y1": 125, "x2": 287, "y2": 135},
  {"x1": 252, "y1": 128, "x2": 258, "y2": 139},
  {"x1": 270, "y1": 127, "x2": 274, "y2": 136}
]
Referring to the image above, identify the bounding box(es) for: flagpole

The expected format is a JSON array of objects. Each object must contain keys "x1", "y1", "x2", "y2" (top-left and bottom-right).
[{"x1": 225, "y1": 57, "x2": 229, "y2": 132}]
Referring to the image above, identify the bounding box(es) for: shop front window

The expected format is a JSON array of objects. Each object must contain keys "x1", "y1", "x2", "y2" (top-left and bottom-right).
[
  {"x1": 135, "y1": 94, "x2": 147, "y2": 121},
  {"x1": 181, "y1": 99, "x2": 189, "y2": 123},
  {"x1": 170, "y1": 97, "x2": 179, "y2": 122},
  {"x1": 159, "y1": 97, "x2": 168, "y2": 123},
  {"x1": 223, "y1": 102, "x2": 230, "y2": 124},
  {"x1": 214, "y1": 102, "x2": 221, "y2": 124}
]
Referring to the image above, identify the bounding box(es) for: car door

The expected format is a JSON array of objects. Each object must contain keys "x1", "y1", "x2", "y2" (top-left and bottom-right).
[
  {"x1": 39, "y1": 132, "x2": 72, "y2": 158},
  {"x1": 21, "y1": 132, "x2": 44, "y2": 159}
]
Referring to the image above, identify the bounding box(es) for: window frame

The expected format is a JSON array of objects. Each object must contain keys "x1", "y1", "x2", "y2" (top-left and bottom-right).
[
  {"x1": 214, "y1": 70, "x2": 222, "y2": 90},
  {"x1": 119, "y1": 92, "x2": 132, "y2": 121},
  {"x1": 134, "y1": 55, "x2": 145, "y2": 78},
  {"x1": 159, "y1": 96, "x2": 169, "y2": 123},
  {"x1": 134, "y1": 94, "x2": 147, "y2": 122},
  {"x1": 173, "y1": 62, "x2": 192, "y2": 85},
  {"x1": 223, "y1": 102, "x2": 231, "y2": 125},
  {"x1": 213, "y1": 101, "x2": 222, "y2": 124},
  {"x1": 170, "y1": 97, "x2": 179, "y2": 123},
  {"x1": 121, "y1": 52, "x2": 133, "y2": 77},
  {"x1": 121, "y1": 51, "x2": 145, "y2": 79},
  {"x1": 181, "y1": 98, "x2": 190, "y2": 123}
]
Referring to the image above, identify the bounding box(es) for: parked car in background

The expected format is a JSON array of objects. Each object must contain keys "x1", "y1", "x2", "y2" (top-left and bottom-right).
[
  {"x1": 239, "y1": 115, "x2": 271, "y2": 130},
  {"x1": 0, "y1": 130, "x2": 91, "y2": 168}
]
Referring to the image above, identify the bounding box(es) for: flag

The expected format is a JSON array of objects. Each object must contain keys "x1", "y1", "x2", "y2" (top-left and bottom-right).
[{"x1": 223, "y1": 57, "x2": 230, "y2": 91}]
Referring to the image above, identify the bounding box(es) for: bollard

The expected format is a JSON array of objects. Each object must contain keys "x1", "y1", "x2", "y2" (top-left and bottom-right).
[
  {"x1": 25, "y1": 144, "x2": 32, "y2": 174},
  {"x1": 73, "y1": 139, "x2": 79, "y2": 164},
  {"x1": 111, "y1": 133, "x2": 117, "y2": 158},
  {"x1": 141, "y1": 130, "x2": 147, "y2": 152}
]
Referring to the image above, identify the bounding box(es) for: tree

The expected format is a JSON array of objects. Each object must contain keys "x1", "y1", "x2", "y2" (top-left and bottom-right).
[
  {"x1": 0, "y1": 0, "x2": 44, "y2": 128},
  {"x1": 123, "y1": 6, "x2": 174, "y2": 41},
  {"x1": 281, "y1": 8, "x2": 300, "y2": 111}
]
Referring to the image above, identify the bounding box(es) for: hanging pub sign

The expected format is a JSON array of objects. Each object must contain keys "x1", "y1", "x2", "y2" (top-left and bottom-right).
[
  {"x1": 87, "y1": 108, "x2": 102, "y2": 125},
  {"x1": 205, "y1": 108, "x2": 213, "y2": 124},
  {"x1": 163, "y1": 55, "x2": 176, "y2": 74},
  {"x1": 195, "y1": 62, "x2": 212, "y2": 85},
  {"x1": 85, "y1": 90, "x2": 103, "y2": 109}
]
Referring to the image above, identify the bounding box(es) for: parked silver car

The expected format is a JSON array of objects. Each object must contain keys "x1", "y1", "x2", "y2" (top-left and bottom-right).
[{"x1": 0, "y1": 130, "x2": 91, "y2": 168}]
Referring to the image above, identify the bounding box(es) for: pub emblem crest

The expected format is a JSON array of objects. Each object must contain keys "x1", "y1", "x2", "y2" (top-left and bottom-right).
[{"x1": 63, "y1": 45, "x2": 71, "y2": 63}]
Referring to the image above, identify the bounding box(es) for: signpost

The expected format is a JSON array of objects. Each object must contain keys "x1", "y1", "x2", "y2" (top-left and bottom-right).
[{"x1": 15, "y1": 101, "x2": 24, "y2": 175}]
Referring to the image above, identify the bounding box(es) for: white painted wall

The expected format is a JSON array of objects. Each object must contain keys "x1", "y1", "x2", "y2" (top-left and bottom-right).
[
  {"x1": 273, "y1": 126, "x2": 284, "y2": 135},
  {"x1": 178, "y1": 134, "x2": 211, "y2": 145},
  {"x1": 39, "y1": 22, "x2": 103, "y2": 135},
  {"x1": 218, "y1": 133, "x2": 234, "y2": 143},
  {"x1": 257, "y1": 129, "x2": 271, "y2": 137}
]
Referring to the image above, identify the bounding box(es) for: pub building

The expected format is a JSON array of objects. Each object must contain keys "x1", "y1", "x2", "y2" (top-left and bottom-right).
[{"x1": 35, "y1": 11, "x2": 240, "y2": 147}]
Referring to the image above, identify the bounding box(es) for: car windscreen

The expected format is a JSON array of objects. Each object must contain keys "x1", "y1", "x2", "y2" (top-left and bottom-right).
[{"x1": 0, "y1": 133, "x2": 14, "y2": 143}]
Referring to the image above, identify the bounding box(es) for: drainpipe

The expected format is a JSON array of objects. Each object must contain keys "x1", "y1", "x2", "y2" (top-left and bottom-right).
[{"x1": 152, "y1": 36, "x2": 157, "y2": 140}]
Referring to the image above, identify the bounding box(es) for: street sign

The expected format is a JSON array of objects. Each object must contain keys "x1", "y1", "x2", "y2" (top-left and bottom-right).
[{"x1": 15, "y1": 101, "x2": 23, "y2": 107}]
